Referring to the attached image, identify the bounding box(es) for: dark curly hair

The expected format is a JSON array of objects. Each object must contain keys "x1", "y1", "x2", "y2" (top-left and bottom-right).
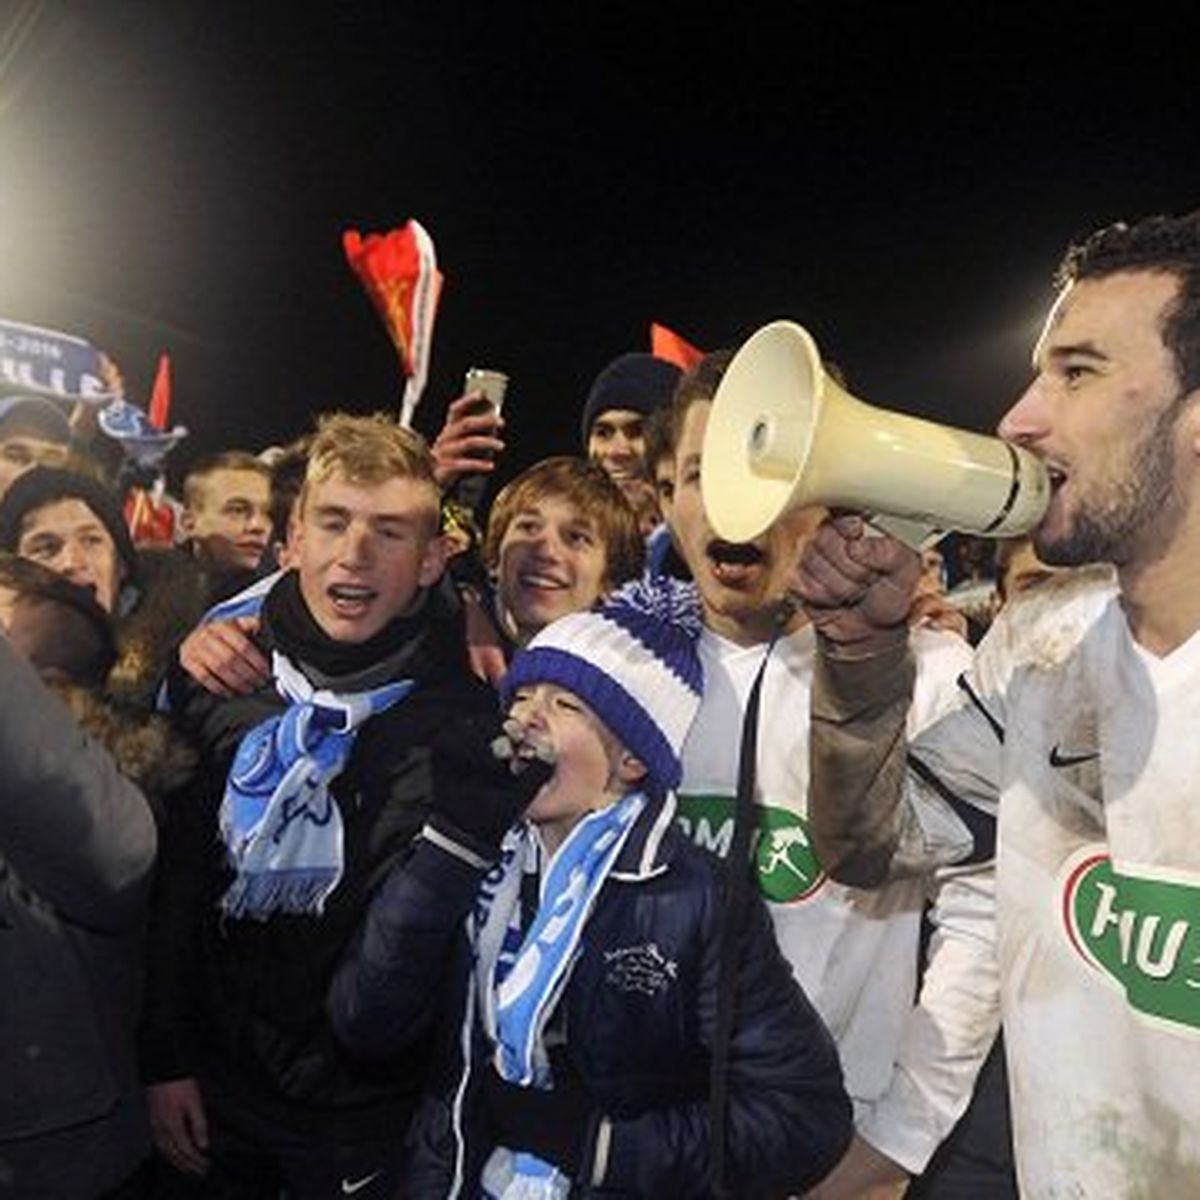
[{"x1": 1057, "y1": 210, "x2": 1200, "y2": 394}]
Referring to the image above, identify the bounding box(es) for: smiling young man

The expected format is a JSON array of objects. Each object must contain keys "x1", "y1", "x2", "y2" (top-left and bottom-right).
[
  {"x1": 142, "y1": 413, "x2": 510, "y2": 1199},
  {"x1": 668, "y1": 353, "x2": 1001, "y2": 1198},
  {"x1": 795, "y1": 210, "x2": 1200, "y2": 1196},
  {"x1": 581, "y1": 352, "x2": 682, "y2": 535},
  {"x1": 481, "y1": 455, "x2": 644, "y2": 652}
]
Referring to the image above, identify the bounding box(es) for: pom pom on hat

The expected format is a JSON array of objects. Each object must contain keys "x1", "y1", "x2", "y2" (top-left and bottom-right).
[{"x1": 503, "y1": 577, "x2": 702, "y2": 796}]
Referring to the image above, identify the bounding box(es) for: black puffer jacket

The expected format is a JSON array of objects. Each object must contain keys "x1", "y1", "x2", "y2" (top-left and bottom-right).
[
  {"x1": 332, "y1": 795, "x2": 854, "y2": 1198},
  {"x1": 141, "y1": 573, "x2": 500, "y2": 1140}
]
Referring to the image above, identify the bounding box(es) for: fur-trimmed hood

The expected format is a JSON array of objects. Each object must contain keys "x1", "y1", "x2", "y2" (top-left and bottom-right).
[{"x1": 54, "y1": 684, "x2": 197, "y2": 808}]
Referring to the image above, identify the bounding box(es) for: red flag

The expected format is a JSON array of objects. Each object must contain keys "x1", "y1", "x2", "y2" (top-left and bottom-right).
[
  {"x1": 651, "y1": 322, "x2": 704, "y2": 370},
  {"x1": 343, "y1": 221, "x2": 443, "y2": 427},
  {"x1": 147, "y1": 353, "x2": 172, "y2": 430},
  {"x1": 124, "y1": 483, "x2": 176, "y2": 548}
]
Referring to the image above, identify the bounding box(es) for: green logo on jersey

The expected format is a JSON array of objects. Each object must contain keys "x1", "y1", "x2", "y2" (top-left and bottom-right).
[
  {"x1": 1063, "y1": 848, "x2": 1200, "y2": 1034},
  {"x1": 675, "y1": 794, "x2": 826, "y2": 903}
]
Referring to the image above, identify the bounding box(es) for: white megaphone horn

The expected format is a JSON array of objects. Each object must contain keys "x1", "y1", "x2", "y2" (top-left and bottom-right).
[{"x1": 701, "y1": 320, "x2": 1050, "y2": 548}]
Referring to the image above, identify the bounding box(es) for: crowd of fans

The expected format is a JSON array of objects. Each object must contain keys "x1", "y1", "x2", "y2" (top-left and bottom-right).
[{"x1": 2, "y1": 205, "x2": 1197, "y2": 1200}]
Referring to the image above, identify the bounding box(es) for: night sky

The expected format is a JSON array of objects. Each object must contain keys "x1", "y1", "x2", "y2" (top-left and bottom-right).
[{"x1": 2, "y1": 2, "x2": 1198, "y2": 494}]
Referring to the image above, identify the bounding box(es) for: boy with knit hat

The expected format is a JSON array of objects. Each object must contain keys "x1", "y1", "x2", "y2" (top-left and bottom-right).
[
  {"x1": 331, "y1": 578, "x2": 852, "y2": 1198},
  {"x1": 582, "y1": 352, "x2": 682, "y2": 534},
  {"x1": 0, "y1": 464, "x2": 139, "y2": 615}
]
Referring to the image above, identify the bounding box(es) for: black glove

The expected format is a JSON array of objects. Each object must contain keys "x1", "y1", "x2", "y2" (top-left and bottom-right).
[
  {"x1": 480, "y1": 1051, "x2": 595, "y2": 1175},
  {"x1": 427, "y1": 714, "x2": 554, "y2": 862}
]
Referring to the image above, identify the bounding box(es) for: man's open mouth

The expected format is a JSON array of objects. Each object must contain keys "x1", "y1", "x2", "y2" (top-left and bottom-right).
[
  {"x1": 328, "y1": 583, "x2": 377, "y2": 614},
  {"x1": 706, "y1": 539, "x2": 765, "y2": 585}
]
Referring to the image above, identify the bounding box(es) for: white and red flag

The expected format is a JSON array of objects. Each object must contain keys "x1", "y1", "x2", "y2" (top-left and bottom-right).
[{"x1": 343, "y1": 220, "x2": 444, "y2": 427}]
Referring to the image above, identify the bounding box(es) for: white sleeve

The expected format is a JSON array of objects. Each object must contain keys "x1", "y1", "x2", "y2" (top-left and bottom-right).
[{"x1": 855, "y1": 863, "x2": 1001, "y2": 1173}]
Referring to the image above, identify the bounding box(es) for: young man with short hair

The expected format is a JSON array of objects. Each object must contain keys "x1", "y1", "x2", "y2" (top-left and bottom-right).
[
  {"x1": 668, "y1": 353, "x2": 999, "y2": 1198},
  {"x1": 142, "y1": 413, "x2": 521, "y2": 1198},
  {"x1": 180, "y1": 451, "x2": 272, "y2": 594},
  {"x1": 482, "y1": 455, "x2": 644, "y2": 650},
  {"x1": 796, "y1": 208, "x2": 1200, "y2": 1195}
]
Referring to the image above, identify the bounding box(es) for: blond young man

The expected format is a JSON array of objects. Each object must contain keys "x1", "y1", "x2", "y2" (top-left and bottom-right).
[{"x1": 143, "y1": 414, "x2": 522, "y2": 1199}]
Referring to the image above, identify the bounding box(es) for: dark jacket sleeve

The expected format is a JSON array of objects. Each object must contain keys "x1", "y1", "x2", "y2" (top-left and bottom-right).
[
  {"x1": 138, "y1": 777, "x2": 217, "y2": 1083},
  {"x1": 0, "y1": 636, "x2": 156, "y2": 931},
  {"x1": 165, "y1": 649, "x2": 280, "y2": 773},
  {"x1": 590, "y1": 881, "x2": 854, "y2": 1197},
  {"x1": 328, "y1": 837, "x2": 484, "y2": 1060}
]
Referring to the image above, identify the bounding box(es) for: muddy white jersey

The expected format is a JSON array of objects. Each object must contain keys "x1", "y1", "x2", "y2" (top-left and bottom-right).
[{"x1": 910, "y1": 568, "x2": 1200, "y2": 1195}]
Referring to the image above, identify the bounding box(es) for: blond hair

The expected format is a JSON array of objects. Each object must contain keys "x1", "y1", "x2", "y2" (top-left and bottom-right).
[
  {"x1": 298, "y1": 413, "x2": 439, "y2": 526},
  {"x1": 306, "y1": 412, "x2": 435, "y2": 485}
]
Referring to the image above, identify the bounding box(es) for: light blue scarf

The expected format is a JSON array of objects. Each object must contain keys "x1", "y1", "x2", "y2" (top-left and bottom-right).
[
  {"x1": 219, "y1": 651, "x2": 413, "y2": 919},
  {"x1": 473, "y1": 790, "x2": 647, "y2": 1199}
]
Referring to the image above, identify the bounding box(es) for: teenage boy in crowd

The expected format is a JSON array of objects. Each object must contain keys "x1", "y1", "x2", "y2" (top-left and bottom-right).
[
  {"x1": 0, "y1": 464, "x2": 210, "y2": 708},
  {"x1": 141, "y1": 414, "x2": 535, "y2": 1198},
  {"x1": 179, "y1": 451, "x2": 272, "y2": 600},
  {"x1": 795, "y1": 210, "x2": 1200, "y2": 1195},
  {"x1": 479, "y1": 455, "x2": 643, "y2": 652},
  {"x1": 176, "y1": 453, "x2": 645, "y2": 694},
  {"x1": 331, "y1": 580, "x2": 853, "y2": 1198},
  {"x1": 580, "y1": 351, "x2": 681, "y2": 533},
  {"x1": 668, "y1": 353, "x2": 1001, "y2": 1197}
]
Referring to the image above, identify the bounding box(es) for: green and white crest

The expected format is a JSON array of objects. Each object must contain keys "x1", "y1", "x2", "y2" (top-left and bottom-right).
[{"x1": 676, "y1": 793, "x2": 826, "y2": 903}]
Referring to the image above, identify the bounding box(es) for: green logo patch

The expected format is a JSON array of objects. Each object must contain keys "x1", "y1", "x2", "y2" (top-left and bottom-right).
[
  {"x1": 1063, "y1": 848, "x2": 1200, "y2": 1034},
  {"x1": 676, "y1": 793, "x2": 826, "y2": 903}
]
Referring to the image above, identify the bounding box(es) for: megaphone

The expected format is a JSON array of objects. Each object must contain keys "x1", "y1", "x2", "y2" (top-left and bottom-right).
[{"x1": 701, "y1": 320, "x2": 1050, "y2": 547}]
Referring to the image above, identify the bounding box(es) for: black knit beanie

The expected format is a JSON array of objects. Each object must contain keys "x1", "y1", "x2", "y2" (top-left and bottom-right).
[
  {"x1": 580, "y1": 353, "x2": 682, "y2": 446},
  {"x1": 0, "y1": 467, "x2": 140, "y2": 588}
]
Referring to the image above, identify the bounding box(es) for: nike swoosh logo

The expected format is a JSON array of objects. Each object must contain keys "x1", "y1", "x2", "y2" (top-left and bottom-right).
[
  {"x1": 341, "y1": 1172, "x2": 381, "y2": 1196},
  {"x1": 1049, "y1": 745, "x2": 1099, "y2": 768}
]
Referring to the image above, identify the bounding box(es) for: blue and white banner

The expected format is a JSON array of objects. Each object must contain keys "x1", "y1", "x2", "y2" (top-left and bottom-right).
[{"x1": 0, "y1": 318, "x2": 115, "y2": 401}]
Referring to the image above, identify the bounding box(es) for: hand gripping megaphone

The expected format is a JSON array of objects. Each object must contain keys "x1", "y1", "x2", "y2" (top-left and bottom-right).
[{"x1": 701, "y1": 320, "x2": 1050, "y2": 547}]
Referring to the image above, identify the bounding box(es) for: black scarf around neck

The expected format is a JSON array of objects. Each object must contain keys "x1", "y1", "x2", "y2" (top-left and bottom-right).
[{"x1": 263, "y1": 570, "x2": 434, "y2": 687}]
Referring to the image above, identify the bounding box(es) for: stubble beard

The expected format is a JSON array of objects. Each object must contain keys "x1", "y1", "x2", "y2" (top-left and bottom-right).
[{"x1": 1036, "y1": 401, "x2": 1183, "y2": 568}]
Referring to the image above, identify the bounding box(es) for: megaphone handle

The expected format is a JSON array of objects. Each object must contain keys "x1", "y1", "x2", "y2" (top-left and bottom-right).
[{"x1": 866, "y1": 513, "x2": 941, "y2": 551}]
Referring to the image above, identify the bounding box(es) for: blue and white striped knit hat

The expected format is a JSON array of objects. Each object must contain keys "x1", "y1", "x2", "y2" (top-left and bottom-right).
[{"x1": 501, "y1": 577, "x2": 703, "y2": 795}]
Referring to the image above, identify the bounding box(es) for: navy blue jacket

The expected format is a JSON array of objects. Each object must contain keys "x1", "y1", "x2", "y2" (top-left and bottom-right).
[{"x1": 331, "y1": 795, "x2": 853, "y2": 1198}]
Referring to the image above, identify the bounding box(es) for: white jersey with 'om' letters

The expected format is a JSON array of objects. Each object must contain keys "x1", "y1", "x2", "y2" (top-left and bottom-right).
[{"x1": 679, "y1": 620, "x2": 997, "y2": 1172}]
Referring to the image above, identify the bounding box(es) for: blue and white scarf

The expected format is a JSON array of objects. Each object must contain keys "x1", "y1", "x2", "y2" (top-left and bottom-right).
[
  {"x1": 219, "y1": 651, "x2": 413, "y2": 919},
  {"x1": 473, "y1": 791, "x2": 647, "y2": 1199}
]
